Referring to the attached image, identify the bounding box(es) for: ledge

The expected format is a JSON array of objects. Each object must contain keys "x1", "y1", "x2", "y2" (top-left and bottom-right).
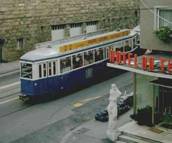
[{"x1": 107, "y1": 63, "x2": 172, "y2": 79}]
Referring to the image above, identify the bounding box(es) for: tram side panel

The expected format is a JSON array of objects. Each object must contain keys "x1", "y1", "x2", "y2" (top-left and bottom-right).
[{"x1": 20, "y1": 61, "x2": 112, "y2": 97}]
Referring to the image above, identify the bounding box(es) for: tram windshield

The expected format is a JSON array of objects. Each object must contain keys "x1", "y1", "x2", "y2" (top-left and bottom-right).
[{"x1": 21, "y1": 63, "x2": 32, "y2": 79}]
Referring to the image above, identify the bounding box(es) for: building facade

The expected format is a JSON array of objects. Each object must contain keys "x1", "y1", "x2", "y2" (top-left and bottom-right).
[
  {"x1": 108, "y1": 0, "x2": 172, "y2": 125},
  {"x1": 0, "y1": 0, "x2": 139, "y2": 61},
  {"x1": 138, "y1": 0, "x2": 172, "y2": 125},
  {"x1": 140, "y1": 0, "x2": 172, "y2": 51}
]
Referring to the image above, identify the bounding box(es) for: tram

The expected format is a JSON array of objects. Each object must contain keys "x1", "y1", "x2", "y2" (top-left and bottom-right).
[{"x1": 20, "y1": 27, "x2": 140, "y2": 100}]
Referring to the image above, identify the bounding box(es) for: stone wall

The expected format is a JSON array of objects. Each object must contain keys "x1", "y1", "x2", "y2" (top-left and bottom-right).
[{"x1": 0, "y1": 0, "x2": 139, "y2": 61}]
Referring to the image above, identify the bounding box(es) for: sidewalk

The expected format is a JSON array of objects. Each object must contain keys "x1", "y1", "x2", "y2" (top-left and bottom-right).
[
  {"x1": 118, "y1": 121, "x2": 172, "y2": 143},
  {"x1": 61, "y1": 109, "x2": 133, "y2": 143},
  {"x1": 0, "y1": 61, "x2": 19, "y2": 77}
]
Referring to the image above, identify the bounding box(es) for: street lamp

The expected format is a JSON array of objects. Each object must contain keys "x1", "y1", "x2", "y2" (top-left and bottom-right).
[{"x1": 0, "y1": 38, "x2": 5, "y2": 63}]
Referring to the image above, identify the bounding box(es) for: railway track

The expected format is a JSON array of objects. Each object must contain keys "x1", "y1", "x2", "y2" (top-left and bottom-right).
[
  {"x1": 0, "y1": 91, "x2": 31, "y2": 119},
  {"x1": 0, "y1": 104, "x2": 31, "y2": 119},
  {"x1": 0, "y1": 91, "x2": 20, "y2": 100}
]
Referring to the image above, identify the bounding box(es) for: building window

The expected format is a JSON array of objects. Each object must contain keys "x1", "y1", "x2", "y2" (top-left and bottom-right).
[
  {"x1": 51, "y1": 25, "x2": 65, "y2": 30},
  {"x1": 70, "y1": 23, "x2": 82, "y2": 28},
  {"x1": 17, "y1": 38, "x2": 24, "y2": 49},
  {"x1": 40, "y1": 26, "x2": 44, "y2": 31},
  {"x1": 155, "y1": 8, "x2": 172, "y2": 29},
  {"x1": 86, "y1": 21, "x2": 98, "y2": 33},
  {"x1": 51, "y1": 25, "x2": 65, "y2": 41},
  {"x1": 69, "y1": 23, "x2": 82, "y2": 37}
]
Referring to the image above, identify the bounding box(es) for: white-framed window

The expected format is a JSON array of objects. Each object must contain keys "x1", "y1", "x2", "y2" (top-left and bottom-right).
[
  {"x1": 95, "y1": 48, "x2": 104, "y2": 62},
  {"x1": 86, "y1": 21, "x2": 97, "y2": 33},
  {"x1": 84, "y1": 50, "x2": 94, "y2": 66},
  {"x1": 69, "y1": 23, "x2": 82, "y2": 37},
  {"x1": 155, "y1": 7, "x2": 172, "y2": 30},
  {"x1": 60, "y1": 56, "x2": 72, "y2": 73},
  {"x1": 38, "y1": 60, "x2": 58, "y2": 79},
  {"x1": 72, "y1": 53, "x2": 83, "y2": 69},
  {"x1": 43, "y1": 63, "x2": 47, "y2": 77},
  {"x1": 51, "y1": 25, "x2": 65, "y2": 41},
  {"x1": 21, "y1": 63, "x2": 32, "y2": 79}
]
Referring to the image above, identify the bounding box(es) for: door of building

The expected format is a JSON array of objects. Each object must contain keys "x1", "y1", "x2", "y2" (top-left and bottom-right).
[
  {"x1": 156, "y1": 87, "x2": 172, "y2": 115},
  {"x1": 0, "y1": 38, "x2": 5, "y2": 63}
]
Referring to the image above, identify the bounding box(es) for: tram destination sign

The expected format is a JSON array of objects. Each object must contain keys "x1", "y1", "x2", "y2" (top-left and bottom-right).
[{"x1": 59, "y1": 30, "x2": 130, "y2": 53}]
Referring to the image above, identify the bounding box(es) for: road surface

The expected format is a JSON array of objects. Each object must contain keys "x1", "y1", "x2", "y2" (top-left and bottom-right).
[{"x1": 0, "y1": 72, "x2": 134, "y2": 143}]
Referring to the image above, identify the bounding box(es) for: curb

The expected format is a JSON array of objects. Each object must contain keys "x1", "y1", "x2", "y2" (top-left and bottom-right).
[{"x1": 0, "y1": 69, "x2": 20, "y2": 78}]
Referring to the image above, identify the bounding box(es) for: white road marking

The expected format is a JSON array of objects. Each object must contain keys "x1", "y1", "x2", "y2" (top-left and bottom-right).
[
  {"x1": 0, "y1": 97, "x2": 18, "y2": 105},
  {"x1": 0, "y1": 81, "x2": 20, "y2": 90}
]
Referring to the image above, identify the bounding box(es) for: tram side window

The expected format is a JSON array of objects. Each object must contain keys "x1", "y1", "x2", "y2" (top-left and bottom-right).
[
  {"x1": 114, "y1": 42, "x2": 123, "y2": 52},
  {"x1": 116, "y1": 47, "x2": 121, "y2": 52},
  {"x1": 48, "y1": 62, "x2": 52, "y2": 76},
  {"x1": 95, "y1": 48, "x2": 103, "y2": 62},
  {"x1": 107, "y1": 47, "x2": 112, "y2": 58},
  {"x1": 21, "y1": 63, "x2": 32, "y2": 79},
  {"x1": 103, "y1": 47, "x2": 107, "y2": 59},
  {"x1": 124, "y1": 40, "x2": 131, "y2": 52},
  {"x1": 133, "y1": 38, "x2": 136, "y2": 47},
  {"x1": 39, "y1": 64, "x2": 42, "y2": 78},
  {"x1": 60, "y1": 57, "x2": 71, "y2": 73},
  {"x1": 84, "y1": 50, "x2": 94, "y2": 66},
  {"x1": 53, "y1": 61, "x2": 56, "y2": 75},
  {"x1": 136, "y1": 34, "x2": 140, "y2": 44},
  {"x1": 72, "y1": 54, "x2": 83, "y2": 69},
  {"x1": 43, "y1": 63, "x2": 47, "y2": 77}
]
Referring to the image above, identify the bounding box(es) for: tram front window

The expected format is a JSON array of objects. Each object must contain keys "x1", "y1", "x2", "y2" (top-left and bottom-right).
[{"x1": 21, "y1": 63, "x2": 32, "y2": 79}]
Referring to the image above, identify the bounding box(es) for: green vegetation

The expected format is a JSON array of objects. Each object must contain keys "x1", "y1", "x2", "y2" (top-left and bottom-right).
[{"x1": 155, "y1": 26, "x2": 172, "y2": 43}]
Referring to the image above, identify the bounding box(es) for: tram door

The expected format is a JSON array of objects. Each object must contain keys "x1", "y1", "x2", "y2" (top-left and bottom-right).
[{"x1": 156, "y1": 87, "x2": 172, "y2": 115}]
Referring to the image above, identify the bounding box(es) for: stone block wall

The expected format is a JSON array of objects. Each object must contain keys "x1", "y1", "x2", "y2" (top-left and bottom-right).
[{"x1": 0, "y1": 0, "x2": 139, "y2": 61}]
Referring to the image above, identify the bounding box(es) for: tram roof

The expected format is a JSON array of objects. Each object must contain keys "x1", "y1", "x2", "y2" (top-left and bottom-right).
[
  {"x1": 20, "y1": 27, "x2": 139, "y2": 62},
  {"x1": 20, "y1": 47, "x2": 59, "y2": 62}
]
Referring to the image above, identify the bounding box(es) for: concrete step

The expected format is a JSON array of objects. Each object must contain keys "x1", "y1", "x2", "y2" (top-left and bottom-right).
[
  {"x1": 118, "y1": 135, "x2": 150, "y2": 143},
  {"x1": 121, "y1": 132, "x2": 162, "y2": 143}
]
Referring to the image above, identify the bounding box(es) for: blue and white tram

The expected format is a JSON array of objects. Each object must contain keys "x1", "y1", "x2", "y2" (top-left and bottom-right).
[{"x1": 20, "y1": 28, "x2": 140, "y2": 100}]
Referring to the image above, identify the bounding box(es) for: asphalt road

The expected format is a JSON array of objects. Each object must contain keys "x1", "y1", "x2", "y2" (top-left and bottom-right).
[
  {"x1": 0, "y1": 72, "x2": 133, "y2": 143},
  {"x1": 0, "y1": 72, "x2": 20, "y2": 102},
  {"x1": 0, "y1": 72, "x2": 19, "y2": 87}
]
